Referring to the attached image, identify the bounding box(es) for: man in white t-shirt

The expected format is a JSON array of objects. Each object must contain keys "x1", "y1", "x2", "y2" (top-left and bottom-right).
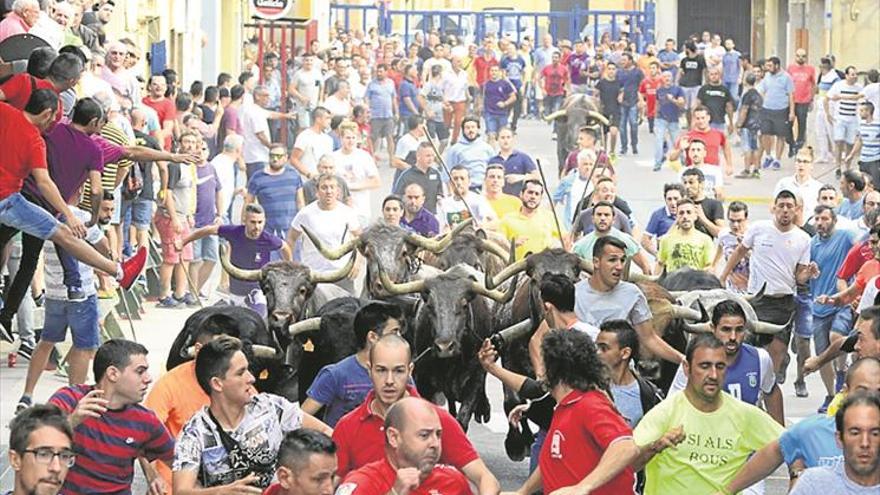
[
  {"x1": 392, "y1": 115, "x2": 427, "y2": 173},
  {"x1": 241, "y1": 85, "x2": 295, "y2": 179},
  {"x1": 288, "y1": 174, "x2": 362, "y2": 293},
  {"x1": 436, "y1": 165, "x2": 497, "y2": 232},
  {"x1": 721, "y1": 189, "x2": 813, "y2": 383},
  {"x1": 679, "y1": 139, "x2": 725, "y2": 200},
  {"x1": 210, "y1": 134, "x2": 245, "y2": 220},
  {"x1": 331, "y1": 121, "x2": 380, "y2": 225},
  {"x1": 291, "y1": 107, "x2": 334, "y2": 179},
  {"x1": 289, "y1": 54, "x2": 324, "y2": 127},
  {"x1": 773, "y1": 148, "x2": 823, "y2": 217}
]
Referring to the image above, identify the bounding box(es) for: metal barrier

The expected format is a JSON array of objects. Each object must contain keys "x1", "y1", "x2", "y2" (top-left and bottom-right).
[{"x1": 329, "y1": 2, "x2": 655, "y2": 50}]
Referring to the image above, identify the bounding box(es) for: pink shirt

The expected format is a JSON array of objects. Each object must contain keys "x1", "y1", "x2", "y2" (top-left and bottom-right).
[
  {"x1": 787, "y1": 64, "x2": 817, "y2": 104},
  {"x1": 0, "y1": 12, "x2": 30, "y2": 43}
]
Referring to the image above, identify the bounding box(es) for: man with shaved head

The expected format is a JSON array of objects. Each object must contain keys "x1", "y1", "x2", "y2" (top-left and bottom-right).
[
  {"x1": 333, "y1": 334, "x2": 499, "y2": 495},
  {"x1": 335, "y1": 397, "x2": 471, "y2": 495}
]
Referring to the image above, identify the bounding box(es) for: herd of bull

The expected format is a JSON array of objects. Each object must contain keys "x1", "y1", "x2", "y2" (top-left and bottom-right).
[{"x1": 165, "y1": 219, "x2": 788, "y2": 461}]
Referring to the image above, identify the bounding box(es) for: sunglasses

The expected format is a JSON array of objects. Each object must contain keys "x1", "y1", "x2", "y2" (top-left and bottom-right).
[{"x1": 270, "y1": 153, "x2": 287, "y2": 159}]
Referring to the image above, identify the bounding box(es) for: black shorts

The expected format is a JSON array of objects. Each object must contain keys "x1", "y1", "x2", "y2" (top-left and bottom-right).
[
  {"x1": 602, "y1": 109, "x2": 620, "y2": 129},
  {"x1": 759, "y1": 108, "x2": 790, "y2": 138},
  {"x1": 426, "y1": 120, "x2": 450, "y2": 141},
  {"x1": 747, "y1": 294, "x2": 795, "y2": 346}
]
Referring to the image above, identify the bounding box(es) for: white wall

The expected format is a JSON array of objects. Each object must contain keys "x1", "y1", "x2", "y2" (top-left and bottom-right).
[{"x1": 655, "y1": 0, "x2": 678, "y2": 43}]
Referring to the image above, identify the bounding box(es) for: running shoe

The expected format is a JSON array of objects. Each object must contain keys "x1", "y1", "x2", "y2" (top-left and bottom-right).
[
  {"x1": 817, "y1": 395, "x2": 834, "y2": 414},
  {"x1": 761, "y1": 156, "x2": 773, "y2": 169},
  {"x1": 156, "y1": 296, "x2": 182, "y2": 309},
  {"x1": 15, "y1": 395, "x2": 32, "y2": 414}
]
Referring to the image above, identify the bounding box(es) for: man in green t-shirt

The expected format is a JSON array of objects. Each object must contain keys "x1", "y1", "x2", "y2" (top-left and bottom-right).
[
  {"x1": 657, "y1": 198, "x2": 716, "y2": 273},
  {"x1": 632, "y1": 334, "x2": 784, "y2": 494}
]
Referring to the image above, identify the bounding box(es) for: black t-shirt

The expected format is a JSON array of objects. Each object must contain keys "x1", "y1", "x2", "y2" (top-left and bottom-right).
[
  {"x1": 697, "y1": 84, "x2": 733, "y2": 124},
  {"x1": 695, "y1": 197, "x2": 724, "y2": 237},
  {"x1": 679, "y1": 55, "x2": 706, "y2": 87},
  {"x1": 739, "y1": 88, "x2": 763, "y2": 130},
  {"x1": 199, "y1": 103, "x2": 216, "y2": 125},
  {"x1": 596, "y1": 78, "x2": 622, "y2": 117}
]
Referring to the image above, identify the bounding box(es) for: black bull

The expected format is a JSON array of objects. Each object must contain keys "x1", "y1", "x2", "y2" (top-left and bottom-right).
[{"x1": 543, "y1": 93, "x2": 609, "y2": 173}]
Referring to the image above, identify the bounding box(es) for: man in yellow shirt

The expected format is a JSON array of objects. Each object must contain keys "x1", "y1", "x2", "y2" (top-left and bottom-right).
[
  {"x1": 498, "y1": 180, "x2": 564, "y2": 259},
  {"x1": 483, "y1": 163, "x2": 522, "y2": 220},
  {"x1": 633, "y1": 334, "x2": 784, "y2": 495},
  {"x1": 657, "y1": 198, "x2": 716, "y2": 273}
]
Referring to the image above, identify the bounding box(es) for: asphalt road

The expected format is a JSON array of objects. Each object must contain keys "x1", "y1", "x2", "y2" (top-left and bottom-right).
[{"x1": 0, "y1": 115, "x2": 831, "y2": 494}]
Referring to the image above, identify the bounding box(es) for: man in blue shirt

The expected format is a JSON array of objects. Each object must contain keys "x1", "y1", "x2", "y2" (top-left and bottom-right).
[
  {"x1": 653, "y1": 72, "x2": 686, "y2": 170},
  {"x1": 245, "y1": 144, "x2": 303, "y2": 245},
  {"x1": 643, "y1": 183, "x2": 684, "y2": 255},
  {"x1": 398, "y1": 64, "x2": 421, "y2": 119},
  {"x1": 616, "y1": 53, "x2": 645, "y2": 155},
  {"x1": 301, "y1": 301, "x2": 405, "y2": 427},
  {"x1": 810, "y1": 205, "x2": 857, "y2": 412},
  {"x1": 757, "y1": 56, "x2": 795, "y2": 170},
  {"x1": 838, "y1": 170, "x2": 867, "y2": 221},
  {"x1": 721, "y1": 357, "x2": 880, "y2": 494},
  {"x1": 657, "y1": 38, "x2": 680, "y2": 80},
  {"x1": 499, "y1": 44, "x2": 527, "y2": 132},
  {"x1": 365, "y1": 64, "x2": 398, "y2": 164},
  {"x1": 721, "y1": 38, "x2": 742, "y2": 105},
  {"x1": 488, "y1": 127, "x2": 537, "y2": 196}
]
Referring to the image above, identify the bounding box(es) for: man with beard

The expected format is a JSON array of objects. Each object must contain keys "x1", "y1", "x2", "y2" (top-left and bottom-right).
[
  {"x1": 632, "y1": 335, "x2": 784, "y2": 494},
  {"x1": 47, "y1": 339, "x2": 175, "y2": 495},
  {"x1": 722, "y1": 189, "x2": 813, "y2": 388},
  {"x1": 789, "y1": 392, "x2": 880, "y2": 494},
  {"x1": 498, "y1": 180, "x2": 562, "y2": 259},
  {"x1": 332, "y1": 335, "x2": 499, "y2": 495},
  {"x1": 245, "y1": 143, "x2": 303, "y2": 243},
  {"x1": 656, "y1": 198, "x2": 715, "y2": 273},
  {"x1": 445, "y1": 116, "x2": 496, "y2": 190},
  {"x1": 16, "y1": 192, "x2": 116, "y2": 412},
  {"x1": 174, "y1": 337, "x2": 330, "y2": 493},
  {"x1": 399, "y1": 184, "x2": 440, "y2": 237},
  {"x1": 668, "y1": 301, "x2": 784, "y2": 426},
  {"x1": 336, "y1": 398, "x2": 471, "y2": 495},
  {"x1": 681, "y1": 167, "x2": 725, "y2": 238},
  {"x1": 6, "y1": 405, "x2": 75, "y2": 495}
]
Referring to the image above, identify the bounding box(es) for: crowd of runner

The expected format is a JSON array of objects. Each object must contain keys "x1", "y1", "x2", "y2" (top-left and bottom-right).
[{"x1": 1, "y1": 0, "x2": 880, "y2": 494}]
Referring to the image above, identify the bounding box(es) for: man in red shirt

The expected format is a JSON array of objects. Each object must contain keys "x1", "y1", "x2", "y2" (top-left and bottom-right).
[
  {"x1": 511, "y1": 329, "x2": 639, "y2": 495},
  {"x1": 332, "y1": 334, "x2": 499, "y2": 495},
  {"x1": 337, "y1": 397, "x2": 472, "y2": 495},
  {"x1": 142, "y1": 73, "x2": 177, "y2": 150},
  {"x1": 786, "y1": 49, "x2": 817, "y2": 155},
  {"x1": 539, "y1": 51, "x2": 569, "y2": 117},
  {"x1": 668, "y1": 106, "x2": 733, "y2": 174},
  {"x1": 0, "y1": 91, "x2": 145, "y2": 343},
  {"x1": 0, "y1": 52, "x2": 83, "y2": 122},
  {"x1": 263, "y1": 430, "x2": 338, "y2": 495},
  {"x1": 639, "y1": 61, "x2": 663, "y2": 134}
]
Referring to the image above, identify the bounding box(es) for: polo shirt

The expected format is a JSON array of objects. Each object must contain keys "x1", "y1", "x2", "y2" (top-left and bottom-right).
[
  {"x1": 401, "y1": 207, "x2": 440, "y2": 237},
  {"x1": 0, "y1": 103, "x2": 48, "y2": 201},
  {"x1": 392, "y1": 165, "x2": 443, "y2": 213},
  {"x1": 488, "y1": 150, "x2": 537, "y2": 196},
  {"x1": 483, "y1": 79, "x2": 516, "y2": 115},
  {"x1": 49, "y1": 384, "x2": 175, "y2": 495},
  {"x1": 757, "y1": 71, "x2": 794, "y2": 110},
  {"x1": 332, "y1": 387, "x2": 479, "y2": 477},
  {"x1": 645, "y1": 206, "x2": 676, "y2": 238},
  {"x1": 539, "y1": 389, "x2": 635, "y2": 495},
  {"x1": 338, "y1": 458, "x2": 471, "y2": 495}
]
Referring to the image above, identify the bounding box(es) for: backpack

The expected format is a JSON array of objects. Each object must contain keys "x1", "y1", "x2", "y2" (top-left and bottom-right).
[{"x1": 122, "y1": 164, "x2": 144, "y2": 200}]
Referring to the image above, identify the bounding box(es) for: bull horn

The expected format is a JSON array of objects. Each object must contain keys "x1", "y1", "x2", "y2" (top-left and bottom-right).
[
  {"x1": 471, "y1": 275, "x2": 518, "y2": 304},
  {"x1": 219, "y1": 244, "x2": 262, "y2": 281},
  {"x1": 626, "y1": 272, "x2": 660, "y2": 283},
  {"x1": 743, "y1": 283, "x2": 767, "y2": 302},
  {"x1": 587, "y1": 110, "x2": 610, "y2": 126},
  {"x1": 682, "y1": 322, "x2": 713, "y2": 333},
  {"x1": 496, "y1": 319, "x2": 533, "y2": 342},
  {"x1": 309, "y1": 251, "x2": 357, "y2": 284},
  {"x1": 289, "y1": 317, "x2": 322, "y2": 337},
  {"x1": 753, "y1": 316, "x2": 793, "y2": 335},
  {"x1": 485, "y1": 259, "x2": 528, "y2": 289},
  {"x1": 250, "y1": 345, "x2": 279, "y2": 358},
  {"x1": 670, "y1": 304, "x2": 704, "y2": 321},
  {"x1": 301, "y1": 225, "x2": 360, "y2": 260},
  {"x1": 668, "y1": 290, "x2": 688, "y2": 298},
  {"x1": 378, "y1": 269, "x2": 425, "y2": 295},
  {"x1": 407, "y1": 218, "x2": 473, "y2": 252},
  {"x1": 578, "y1": 258, "x2": 594, "y2": 274},
  {"x1": 543, "y1": 109, "x2": 567, "y2": 122},
  {"x1": 477, "y1": 238, "x2": 510, "y2": 261}
]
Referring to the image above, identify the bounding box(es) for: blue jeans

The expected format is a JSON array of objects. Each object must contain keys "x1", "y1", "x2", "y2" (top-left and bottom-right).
[
  {"x1": 0, "y1": 192, "x2": 60, "y2": 240},
  {"x1": 619, "y1": 104, "x2": 639, "y2": 151},
  {"x1": 654, "y1": 118, "x2": 680, "y2": 166},
  {"x1": 529, "y1": 428, "x2": 547, "y2": 474},
  {"x1": 724, "y1": 81, "x2": 740, "y2": 106}
]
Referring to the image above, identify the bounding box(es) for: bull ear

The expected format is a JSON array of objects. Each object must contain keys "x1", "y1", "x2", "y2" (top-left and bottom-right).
[{"x1": 475, "y1": 229, "x2": 487, "y2": 240}]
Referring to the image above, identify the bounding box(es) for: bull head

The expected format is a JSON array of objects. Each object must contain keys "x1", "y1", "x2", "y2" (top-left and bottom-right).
[
  {"x1": 378, "y1": 267, "x2": 516, "y2": 304},
  {"x1": 219, "y1": 244, "x2": 356, "y2": 284}
]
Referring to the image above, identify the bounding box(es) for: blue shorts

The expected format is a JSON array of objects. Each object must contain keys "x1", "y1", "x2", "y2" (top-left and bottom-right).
[
  {"x1": 0, "y1": 192, "x2": 60, "y2": 239},
  {"x1": 124, "y1": 198, "x2": 155, "y2": 230},
  {"x1": 793, "y1": 293, "x2": 813, "y2": 338},
  {"x1": 834, "y1": 119, "x2": 859, "y2": 144},
  {"x1": 192, "y1": 234, "x2": 219, "y2": 262},
  {"x1": 484, "y1": 113, "x2": 509, "y2": 134},
  {"x1": 812, "y1": 307, "x2": 853, "y2": 354},
  {"x1": 41, "y1": 295, "x2": 101, "y2": 349},
  {"x1": 740, "y1": 128, "x2": 760, "y2": 151}
]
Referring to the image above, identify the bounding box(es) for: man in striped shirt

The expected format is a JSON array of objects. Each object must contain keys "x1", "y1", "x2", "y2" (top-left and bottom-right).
[
  {"x1": 48, "y1": 339, "x2": 175, "y2": 495},
  {"x1": 826, "y1": 66, "x2": 863, "y2": 173},
  {"x1": 849, "y1": 101, "x2": 880, "y2": 189}
]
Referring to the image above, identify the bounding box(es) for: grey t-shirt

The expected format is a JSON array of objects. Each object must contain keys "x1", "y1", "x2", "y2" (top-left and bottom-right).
[
  {"x1": 610, "y1": 380, "x2": 644, "y2": 428},
  {"x1": 789, "y1": 464, "x2": 880, "y2": 495},
  {"x1": 574, "y1": 279, "x2": 652, "y2": 327}
]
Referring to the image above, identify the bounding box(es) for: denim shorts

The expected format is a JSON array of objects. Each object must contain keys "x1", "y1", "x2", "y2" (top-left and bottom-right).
[
  {"x1": 740, "y1": 128, "x2": 760, "y2": 151},
  {"x1": 41, "y1": 295, "x2": 101, "y2": 349},
  {"x1": 0, "y1": 192, "x2": 60, "y2": 239},
  {"x1": 793, "y1": 293, "x2": 814, "y2": 338},
  {"x1": 833, "y1": 119, "x2": 859, "y2": 144},
  {"x1": 124, "y1": 198, "x2": 155, "y2": 230},
  {"x1": 192, "y1": 234, "x2": 219, "y2": 262},
  {"x1": 812, "y1": 307, "x2": 854, "y2": 355},
  {"x1": 484, "y1": 113, "x2": 509, "y2": 134}
]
